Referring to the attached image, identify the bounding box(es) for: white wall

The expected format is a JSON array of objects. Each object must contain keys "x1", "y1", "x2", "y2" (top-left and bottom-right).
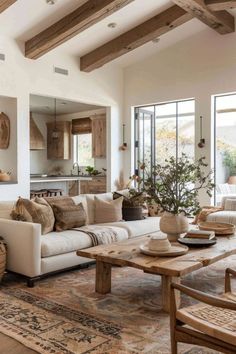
[
  {"x1": 124, "y1": 28, "x2": 236, "y2": 205},
  {"x1": 0, "y1": 35, "x2": 124, "y2": 200},
  {"x1": 0, "y1": 96, "x2": 17, "y2": 181}
]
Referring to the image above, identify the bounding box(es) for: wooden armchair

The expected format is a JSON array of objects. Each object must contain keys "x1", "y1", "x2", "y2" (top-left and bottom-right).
[{"x1": 170, "y1": 268, "x2": 236, "y2": 354}]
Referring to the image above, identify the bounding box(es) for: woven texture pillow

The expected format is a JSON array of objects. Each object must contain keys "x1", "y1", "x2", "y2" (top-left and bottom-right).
[
  {"x1": 94, "y1": 196, "x2": 123, "y2": 224},
  {"x1": 224, "y1": 198, "x2": 236, "y2": 211},
  {"x1": 44, "y1": 196, "x2": 75, "y2": 208},
  {"x1": 52, "y1": 203, "x2": 86, "y2": 231},
  {"x1": 11, "y1": 197, "x2": 55, "y2": 235}
]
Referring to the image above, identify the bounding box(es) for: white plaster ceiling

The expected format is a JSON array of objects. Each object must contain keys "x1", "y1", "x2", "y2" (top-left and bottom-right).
[{"x1": 0, "y1": 0, "x2": 235, "y2": 69}]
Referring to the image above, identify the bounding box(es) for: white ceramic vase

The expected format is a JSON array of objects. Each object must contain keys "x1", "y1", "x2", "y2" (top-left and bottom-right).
[{"x1": 159, "y1": 211, "x2": 189, "y2": 242}]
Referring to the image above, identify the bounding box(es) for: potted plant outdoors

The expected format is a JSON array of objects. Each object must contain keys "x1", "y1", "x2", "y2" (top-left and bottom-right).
[
  {"x1": 141, "y1": 154, "x2": 214, "y2": 241},
  {"x1": 223, "y1": 149, "x2": 236, "y2": 184}
]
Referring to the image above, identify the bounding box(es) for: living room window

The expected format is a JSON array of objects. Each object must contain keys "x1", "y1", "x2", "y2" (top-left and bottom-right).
[
  {"x1": 134, "y1": 99, "x2": 195, "y2": 177},
  {"x1": 214, "y1": 93, "x2": 236, "y2": 205}
]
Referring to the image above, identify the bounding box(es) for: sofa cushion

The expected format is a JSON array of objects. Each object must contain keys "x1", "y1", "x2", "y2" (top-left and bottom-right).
[
  {"x1": 207, "y1": 211, "x2": 236, "y2": 225},
  {"x1": 41, "y1": 226, "x2": 129, "y2": 258},
  {"x1": 52, "y1": 203, "x2": 87, "y2": 231},
  {"x1": 94, "y1": 196, "x2": 123, "y2": 223},
  {"x1": 97, "y1": 216, "x2": 160, "y2": 238}
]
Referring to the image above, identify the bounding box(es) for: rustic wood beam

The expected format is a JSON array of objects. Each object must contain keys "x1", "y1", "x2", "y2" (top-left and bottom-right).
[
  {"x1": 172, "y1": 0, "x2": 234, "y2": 34},
  {"x1": 206, "y1": 0, "x2": 236, "y2": 11},
  {"x1": 80, "y1": 5, "x2": 193, "y2": 72},
  {"x1": 25, "y1": 0, "x2": 134, "y2": 59},
  {"x1": 0, "y1": 0, "x2": 16, "y2": 14}
]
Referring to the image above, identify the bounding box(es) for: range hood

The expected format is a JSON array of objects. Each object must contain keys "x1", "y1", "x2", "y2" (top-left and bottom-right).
[{"x1": 30, "y1": 114, "x2": 46, "y2": 150}]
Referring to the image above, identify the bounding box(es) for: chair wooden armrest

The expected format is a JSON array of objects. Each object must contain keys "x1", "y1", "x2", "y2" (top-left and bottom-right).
[
  {"x1": 170, "y1": 282, "x2": 236, "y2": 354},
  {"x1": 225, "y1": 268, "x2": 236, "y2": 293},
  {"x1": 171, "y1": 283, "x2": 236, "y2": 310}
]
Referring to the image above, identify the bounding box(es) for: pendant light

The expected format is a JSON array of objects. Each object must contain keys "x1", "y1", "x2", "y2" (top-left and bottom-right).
[{"x1": 52, "y1": 98, "x2": 59, "y2": 139}]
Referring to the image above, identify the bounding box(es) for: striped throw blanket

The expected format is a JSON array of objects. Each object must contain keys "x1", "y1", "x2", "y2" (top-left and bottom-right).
[{"x1": 73, "y1": 225, "x2": 118, "y2": 246}]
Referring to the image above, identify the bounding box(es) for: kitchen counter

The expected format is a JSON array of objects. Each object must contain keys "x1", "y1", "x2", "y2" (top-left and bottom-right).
[{"x1": 30, "y1": 176, "x2": 92, "y2": 183}]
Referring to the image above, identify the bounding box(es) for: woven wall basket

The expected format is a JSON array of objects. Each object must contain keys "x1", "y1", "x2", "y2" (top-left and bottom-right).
[{"x1": 0, "y1": 242, "x2": 6, "y2": 281}]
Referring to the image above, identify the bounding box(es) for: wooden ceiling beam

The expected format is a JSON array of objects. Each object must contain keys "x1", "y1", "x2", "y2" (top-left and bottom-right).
[
  {"x1": 172, "y1": 0, "x2": 234, "y2": 34},
  {"x1": 80, "y1": 5, "x2": 193, "y2": 72},
  {"x1": 206, "y1": 0, "x2": 236, "y2": 11},
  {"x1": 25, "y1": 0, "x2": 134, "y2": 59},
  {"x1": 0, "y1": 0, "x2": 16, "y2": 14}
]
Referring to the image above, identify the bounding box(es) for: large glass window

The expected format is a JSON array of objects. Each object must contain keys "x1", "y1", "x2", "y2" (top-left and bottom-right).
[
  {"x1": 134, "y1": 99, "x2": 195, "y2": 176},
  {"x1": 73, "y1": 134, "x2": 94, "y2": 167},
  {"x1": 214, "y1": 93, "x2": 236, "y2": 205}
]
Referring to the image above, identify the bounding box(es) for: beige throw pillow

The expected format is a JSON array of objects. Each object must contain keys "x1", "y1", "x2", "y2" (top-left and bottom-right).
[
  {"x1": 11, "y1": 197, "x2": 55, "y2": 235},
  {"x1": 94, "y1": 196, "x2": 123, "y2": 224},
  {"x1": 52, "y1": 203, "x2": 86, "y2": 231}
]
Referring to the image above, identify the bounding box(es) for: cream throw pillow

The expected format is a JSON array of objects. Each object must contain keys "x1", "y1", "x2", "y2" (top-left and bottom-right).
[{"x1": 94, "y1": 196, "x2": 123, "y2": 224}]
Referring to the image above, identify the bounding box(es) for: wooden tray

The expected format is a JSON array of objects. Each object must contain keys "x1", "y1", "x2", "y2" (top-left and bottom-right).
[
  {"x1": 139, "y1": 243, "x2": 188, "y2": 257},
  {"x1": 198, "y1": 221, "x2": 235, "y2": 235}
]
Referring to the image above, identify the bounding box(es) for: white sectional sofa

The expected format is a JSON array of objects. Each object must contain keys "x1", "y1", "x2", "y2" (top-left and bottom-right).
[{"x1": 0, "y1": 192, "x2": 160, "y2": 286}]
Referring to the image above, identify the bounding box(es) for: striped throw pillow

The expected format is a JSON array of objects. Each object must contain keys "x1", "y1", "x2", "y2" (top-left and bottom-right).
[{"x1": 224, "y1": 199, "x2": 236, "y2": 211}]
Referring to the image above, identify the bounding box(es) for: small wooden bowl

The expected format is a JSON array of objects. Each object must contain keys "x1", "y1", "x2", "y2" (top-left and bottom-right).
[
  {"x1": 0, "y1": 173, "x2": 10, "y2": 182},
  {"x1": 198, "y1": 221, "x2": 235, "y2": 235}
]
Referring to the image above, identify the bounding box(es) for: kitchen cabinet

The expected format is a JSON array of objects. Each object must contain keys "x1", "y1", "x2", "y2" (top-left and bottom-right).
[
  {"x1": 47, "y1": 121, "x2": 71, "y2": 160},
  {"x1": 80, "y1": 176, "x2": 106, "y2": 194},
  {"x1": 91, "y1": 115, "x2": 106, "y2": 158}
]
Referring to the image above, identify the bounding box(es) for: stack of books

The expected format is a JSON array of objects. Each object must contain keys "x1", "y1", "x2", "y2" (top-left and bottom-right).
[{"x1": 184, "y1": 229, "x2": 215, "y2": 240}]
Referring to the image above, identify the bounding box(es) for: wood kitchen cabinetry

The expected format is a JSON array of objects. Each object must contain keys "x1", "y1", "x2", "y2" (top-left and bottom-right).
[
  {"x1": 91, "y1": 115, "x2": 106, "y2": 158},
  {"x1": 80, "y1": 176, "x2": 106, "y2": 194},
  {"x1": 47, "y1": 121, "x2": 71, "y2": 160}
]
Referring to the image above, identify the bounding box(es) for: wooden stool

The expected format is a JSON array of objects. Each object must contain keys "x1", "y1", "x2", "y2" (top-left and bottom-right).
[
  {"x1": 30, "y1": 189, "x2": 48, "y2": 199},
  {"x1": 47, "y1": 189, "x2": 63, "y2": 197}
]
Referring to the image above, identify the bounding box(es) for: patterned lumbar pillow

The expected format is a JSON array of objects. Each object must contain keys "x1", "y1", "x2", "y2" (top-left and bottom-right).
[
  {"x1": 11, "y1": 197, "x2": 55, "y2": 235},
  {"x1": 94, "y1": 196, "x2": 123, "y2": 224},
  {"x1": 52, "y1": 203, "x2": 87, "y2": 231}
]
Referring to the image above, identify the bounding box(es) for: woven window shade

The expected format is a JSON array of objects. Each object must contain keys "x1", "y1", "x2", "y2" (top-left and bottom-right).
[{"x1": 72, "y1": 118, "x2": 92, "y2": 135}]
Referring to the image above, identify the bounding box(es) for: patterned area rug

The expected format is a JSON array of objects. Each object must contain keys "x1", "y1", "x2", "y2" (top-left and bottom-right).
[{"x1": 0, "y1": 255, "x2": 236, "y2": 354}]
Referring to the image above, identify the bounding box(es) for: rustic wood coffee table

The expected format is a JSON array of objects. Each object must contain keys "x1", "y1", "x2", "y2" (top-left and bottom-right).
[{"x1": 77, "y1": 233, "x2": 236, "y2": 312}]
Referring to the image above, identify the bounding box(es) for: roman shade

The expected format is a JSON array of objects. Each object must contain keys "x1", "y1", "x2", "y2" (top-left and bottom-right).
[{"x1": 72, "y1": 117, "x2": 92, "y2": 135}]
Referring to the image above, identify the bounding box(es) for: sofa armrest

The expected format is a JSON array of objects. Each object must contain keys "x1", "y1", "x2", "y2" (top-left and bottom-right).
[{"x1": 0, "y1": 219, "x2": 41, "y2": 277}]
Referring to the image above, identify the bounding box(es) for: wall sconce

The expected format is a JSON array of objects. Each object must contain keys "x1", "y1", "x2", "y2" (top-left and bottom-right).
[
  {"x1": 198, "y1": 116, "x2": 205, "y2": 148},
  {"x1": 119, "y1": 124, "x2": 127, "y2": 151}
]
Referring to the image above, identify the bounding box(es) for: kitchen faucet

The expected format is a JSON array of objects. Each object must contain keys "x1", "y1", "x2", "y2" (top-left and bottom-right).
[{"x1": 72, "y1": 162, "x2": 80, "y2": 175}]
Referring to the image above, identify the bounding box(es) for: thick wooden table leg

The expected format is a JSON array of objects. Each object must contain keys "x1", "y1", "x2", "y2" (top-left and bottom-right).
[
  {"x1": 95, "y1": 261, "x2": 112, "y2": 294},
  {"x1": 161, "y1": 275, "x2": 180, "y2": 312}
]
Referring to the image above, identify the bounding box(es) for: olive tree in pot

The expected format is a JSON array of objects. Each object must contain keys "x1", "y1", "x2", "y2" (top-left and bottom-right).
[
  {"x1": 141, "y1": 154, "x2": 214, "y2": 241},
  {"x1": 223, "y1": 149, "x2": 236, "y2": 184}
]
